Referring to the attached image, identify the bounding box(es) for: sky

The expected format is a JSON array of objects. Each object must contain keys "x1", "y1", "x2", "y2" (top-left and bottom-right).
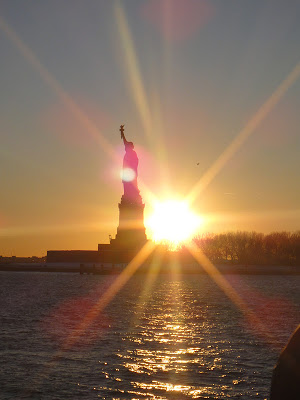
[{"x1": 0, "y1": 0, "x2": 300, "y2": 256}]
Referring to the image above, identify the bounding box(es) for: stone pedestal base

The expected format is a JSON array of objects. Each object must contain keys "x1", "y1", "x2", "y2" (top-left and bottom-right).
[{"x1": 110, "y1": 195, "x2": 147, "y2": 250}]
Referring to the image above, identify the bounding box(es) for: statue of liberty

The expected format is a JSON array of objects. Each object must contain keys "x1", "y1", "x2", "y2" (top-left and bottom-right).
[
  {"x1": 108, "y1": 124, "x2": 147, "y2": 249},
  {"x1": 120, "y1": 125, "x2": 140, "y2": 203}
]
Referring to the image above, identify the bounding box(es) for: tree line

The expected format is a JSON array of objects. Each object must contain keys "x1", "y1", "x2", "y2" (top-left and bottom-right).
[{"x1": 191, "y1": 231, "x2": 300, "y2": 265}]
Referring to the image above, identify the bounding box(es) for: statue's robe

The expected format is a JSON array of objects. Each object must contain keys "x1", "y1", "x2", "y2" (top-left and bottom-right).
[{"x1": 122, "y1": 145, "x2": 139, "y2": 202}]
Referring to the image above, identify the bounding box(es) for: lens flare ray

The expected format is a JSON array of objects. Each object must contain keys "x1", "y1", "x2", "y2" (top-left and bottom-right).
[
  {"x1": 26, "y1": 240, "x2": 156, "y2": 394},
  {"x1": 187, "y1": 61, "x2": 300, "y2": 204},
  {"x1": 114, "y1": 3, "x2": 153, "y2": 141},
  {"x1": 0, "y1": 15, "x2": 117, "y2": 161},
  {"x1": 187, "y1": 242, "x2": 282, "y2": 349},
  {"x1": 129, "y1": 252, "x2": 164, "y2": 328}
]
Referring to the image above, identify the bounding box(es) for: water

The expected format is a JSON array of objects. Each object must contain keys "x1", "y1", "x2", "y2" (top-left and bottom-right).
[{"x1": 0, "y1": 271, "x2": 299, "y2": 399}]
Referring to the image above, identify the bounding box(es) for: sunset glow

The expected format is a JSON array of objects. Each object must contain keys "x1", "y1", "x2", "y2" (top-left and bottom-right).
[
  {"x1": 0, "y1": 0, "x2": 299, "y2": 259},
  {"x1": 146, "y1": 199, "x2": 202, "y2": 247}
]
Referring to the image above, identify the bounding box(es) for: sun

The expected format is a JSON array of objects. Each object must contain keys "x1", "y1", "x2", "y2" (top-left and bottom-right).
[{"x1": 146, "y1": 199, "x2": 203, "y2": 248}]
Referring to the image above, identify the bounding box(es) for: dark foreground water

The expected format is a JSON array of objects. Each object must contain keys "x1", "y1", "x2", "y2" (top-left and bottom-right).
[{"x1": 0, "y1": 271, "x2": 299, "y2": 400}]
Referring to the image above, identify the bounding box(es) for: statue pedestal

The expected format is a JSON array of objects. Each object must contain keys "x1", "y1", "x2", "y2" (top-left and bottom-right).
[{"x1": 110, "y1": 194, "x2": 148, "y2": 250}]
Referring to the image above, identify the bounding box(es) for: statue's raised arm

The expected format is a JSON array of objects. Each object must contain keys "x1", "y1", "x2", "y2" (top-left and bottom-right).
[{"x1": 120, "y1": 125, "x2": 128, "y2": 146}]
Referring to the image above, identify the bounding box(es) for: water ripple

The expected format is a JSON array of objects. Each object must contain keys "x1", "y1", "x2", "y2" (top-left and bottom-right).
[{"x1": 0, "y1": 272, "x2": 299, "y2": 399}]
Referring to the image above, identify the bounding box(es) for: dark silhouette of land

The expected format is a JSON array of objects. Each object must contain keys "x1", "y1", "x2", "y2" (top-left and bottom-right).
[
  {"x1": 270, "y1": 325, "x2": 300, "y2": 400},
  {"x1": 1, "y1": 230, "x2": 300, "y2": 275},
  {"x1": 0, "y1": 256, "x2": 46, "y2": 264},
  {"x1": 193, "y1": 231, "x2": 300, "y2": 266}
]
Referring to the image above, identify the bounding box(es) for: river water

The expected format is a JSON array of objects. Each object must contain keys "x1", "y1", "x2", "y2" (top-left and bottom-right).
[{"x1": 0, "y1": 271, "x2": 299, "y2": 400}]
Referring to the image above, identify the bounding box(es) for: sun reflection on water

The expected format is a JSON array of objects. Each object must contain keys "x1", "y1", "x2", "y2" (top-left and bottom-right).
[
  {"x1": 111, "y1": 279, "x2": 228, "y2": 398},
  {"x1": 94, "y1": 272, "x2": 276, "y2": 399}
]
